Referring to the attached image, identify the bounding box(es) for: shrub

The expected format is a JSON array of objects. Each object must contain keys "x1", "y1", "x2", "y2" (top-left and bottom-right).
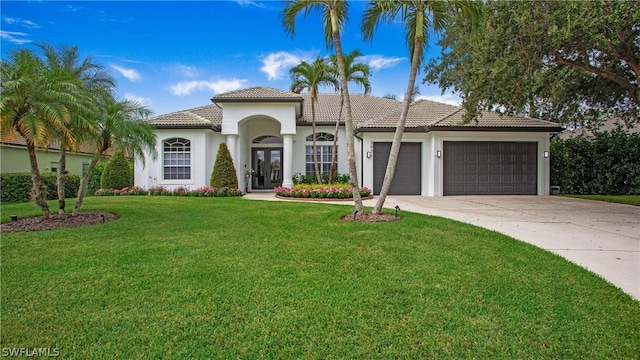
[
  {"x1": 551, "y1": 129, "x2": 640, "y2": 195},
  {"x1": 101, "y1": 151, "x2": 132, "y2": 190},
  {"x1": 275, "y1": 183, "x2": 371, "y2": 199},
  {"x1": 94, "y1": 185, "x2": 243, "y2": 197},
  {"x1": 87, "y1": 162, "x2": 105, "y2": 195},
  {"x1": 0, "y1": 172, "x2": 80, "y2": 203},
  {"x1": 210, "y1": 143, "x2": 238, "y2": 188},
  {"x1": 293, "y1": 172, "x2": 351, "y2": 185}
]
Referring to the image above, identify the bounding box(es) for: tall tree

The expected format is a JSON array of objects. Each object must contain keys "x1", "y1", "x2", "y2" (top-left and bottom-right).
[
  {"x1": 282, "y1": 0, "x2": 365, "y2": 212},
  {"x1": 290, "y1": 56, "x2": 339, "y2": 183},
  {"x1": 363, "y1": 0, "x2": 483, "y2": 214},
  {"x1": 328, "y1": 50, "x2": 371, "y2": 183},
  {"x1": 0, "y1": 48, "x2": 88, "y2": 217},
  {"x1": 423, "y1": 0, "x2": 640, "y2": 127},
  {"x1": 73, "y1": 94, "x2": 156, "y2": 216},
  {"x1": 38, "y1": 42, "x2": 114, "y2": 214}
]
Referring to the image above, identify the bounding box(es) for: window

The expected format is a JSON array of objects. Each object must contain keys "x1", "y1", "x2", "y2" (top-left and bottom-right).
[
  {"x1": 253, "y1": 135, "x2": 282, "y2": 144},
  {"x1": 305, "y1": 133, "x2": 336, "y2": 175},
  {"x1": 163, "y1": 138, "x2": 191, "y2": 180}
]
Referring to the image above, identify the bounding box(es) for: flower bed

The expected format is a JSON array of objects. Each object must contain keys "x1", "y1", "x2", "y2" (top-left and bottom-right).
[
  {"x1": 275, "y1": 184, "x2": 372, "y2": 200},
  {"x1": 95, "y1": 186, "x2": 243, "y2": 197}
]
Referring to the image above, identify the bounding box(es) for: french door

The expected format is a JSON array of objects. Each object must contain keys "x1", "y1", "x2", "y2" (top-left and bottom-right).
[{"x1": 252, "y1": 148, "x2": 282, "y2": 189}]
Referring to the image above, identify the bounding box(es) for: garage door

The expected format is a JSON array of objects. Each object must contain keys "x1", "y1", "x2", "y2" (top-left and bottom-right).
[
  {"x1": 373, "y1": 142, "x2": 421, "y2": 195},
  {"x1": 443, "y1": 141, "x2": 537, "y2": 195}
]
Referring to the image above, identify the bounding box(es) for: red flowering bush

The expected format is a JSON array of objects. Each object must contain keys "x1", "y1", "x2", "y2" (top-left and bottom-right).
[{"x1": 275, "y1": 184, "x2": 371, "y2": 199}]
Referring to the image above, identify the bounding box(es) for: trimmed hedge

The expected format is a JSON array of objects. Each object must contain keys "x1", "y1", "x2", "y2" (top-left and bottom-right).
[
  {"x1": 101, "y1": 151, "x2": 132, "y2": 190},
  {"x1": 210, "y1": 143, "x2": 238, "y2": 189},
  {"x1": 551, "y1": 129, "x2": 640, "y2": 195},
  {"x1": 0, "y1": 172, "x2": 80, "y2": 203}
]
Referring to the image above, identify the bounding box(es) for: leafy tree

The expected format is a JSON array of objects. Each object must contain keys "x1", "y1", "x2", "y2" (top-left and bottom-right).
[
  {"x1": 282, "y1": 0, "x2": 365, "y2": 213},
  {"x1": 0, "y1": 48, "x2": 89, "y2": 217},
  {"x1": 38, "y1": 42, "x2": 114, "y2": 214},
  {"x1": 424, "y1": 0, "x2": 640, "y2": 126},
  {"x1": 290, "y1": 56, "x2": 339, "y2": 183},
  {"x1": 328, "y1": 50, "x2": 371, "y2": 183},
  {"x1": 100, "y1": 150, "x2": 132, "y2": 190},
  {"x1": 73, "y1": 95, "x2": 156, "y2": 216},
  {"x1": 363, "y1": 0, "x2": 483, "y2": 214},
  {"x1": 210, "y1": 142, "x2": 239, "y2": 188}
]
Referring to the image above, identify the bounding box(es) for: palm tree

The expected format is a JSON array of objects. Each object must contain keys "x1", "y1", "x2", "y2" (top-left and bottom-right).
[
  {"x1": 72, "y1": 93, "x2": 156, "y2": 216},
  {"x1": 328, "y1": 50, "x2": 371, "y2": 183},
  {"x1": 282, "y1": 0, "x2": 365, "y2": 213},
  {"x1": 38, "y1": 42, "x2": 115, "y2": 214},
  {"x1": 382, "y1": 86, "x2": 421, "y2": 102},
  {"x1": 0, "y1": 48, "x2": 88, "y2": 217},
  {"x1": 290, "y1": 56, "x2": 339, "y2": 183},
  {"x1": 363, "y1": 0, "x2": 483, "y2": 214}
]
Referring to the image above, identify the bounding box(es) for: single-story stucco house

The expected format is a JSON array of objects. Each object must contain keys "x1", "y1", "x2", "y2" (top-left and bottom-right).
[{"x1": 134, "y1": 86, "x2": 563, "y2": 196}]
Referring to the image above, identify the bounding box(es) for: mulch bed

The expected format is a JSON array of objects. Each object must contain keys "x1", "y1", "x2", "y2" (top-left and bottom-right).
[
  {"x1": 0, "y1": 212, "x2": 120, "y2": 233},
  {"x1": 341, "y1": 212, "x2": 401, "y2": 223}
]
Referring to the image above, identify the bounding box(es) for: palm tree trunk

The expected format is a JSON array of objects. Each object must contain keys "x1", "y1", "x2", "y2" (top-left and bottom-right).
[
  {"x1": 23, "y1": 139, "x2": 51, "y2": 218},
  {"x1": 329, "y1": 96, "x2": 344, "y2": 184},
  {"x1": 73, "y1": 154, "x2": 100, "y2": 216},
  {"x1": 57, "y1": 147, "x2": 67, "y2": 215},
  {"x1": 311, "y1": 100, "x2": 322, "y2": 183},
  {"x1": 373, "y1": 33, "x2": 423, "y2": 214},
  {"x1": 331, "y1": 9, "x2": 363, "y2": 213}
]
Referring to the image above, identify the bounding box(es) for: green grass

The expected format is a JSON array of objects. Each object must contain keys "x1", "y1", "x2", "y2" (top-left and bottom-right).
[
  {"x1": 1, "y1": 197, "x2": 639, "y2": 358},
  {"x1": 563, "y1": 194, "x2": 640, "y2": 206}
]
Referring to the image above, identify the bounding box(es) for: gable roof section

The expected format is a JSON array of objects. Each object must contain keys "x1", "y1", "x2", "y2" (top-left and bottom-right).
[
  {"x1": 147, "y1": 104, "x2": 222, "y2": 129},
  {"x1": 359, "y1": 99, "x2": 459, "y2": 129},
  {"x1": 212, "y1": 86, "x2": 303, "y2": 103}
]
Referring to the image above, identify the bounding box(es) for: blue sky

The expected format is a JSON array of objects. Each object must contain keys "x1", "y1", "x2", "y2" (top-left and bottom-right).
[{"x1": 1, "y1": 0, "x2": 461, "y2": 116}]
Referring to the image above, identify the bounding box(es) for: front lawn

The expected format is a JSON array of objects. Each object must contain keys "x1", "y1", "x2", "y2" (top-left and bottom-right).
[
  {"x1": 1, "y1": 197, "x2": 638, "y2": 358},
  {"x1": 563, "y1": 194, "x2": 640, "y2": 206}
]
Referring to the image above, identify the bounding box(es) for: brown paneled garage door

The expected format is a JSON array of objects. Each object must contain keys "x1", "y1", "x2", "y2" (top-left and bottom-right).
[
  {"x1": 443, "y1": 141, "x2": 537, "y2": 195},
  {"x1": 373, "y1": 142, "x2": 421, "y2": 195}
]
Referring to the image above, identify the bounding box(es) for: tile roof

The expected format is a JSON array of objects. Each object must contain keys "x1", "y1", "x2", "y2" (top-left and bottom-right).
[
  {"x1": 147, "y1": 87, "x2": 563, "y2": 132},
  {"x1": 147, "y1": 104, "x2": 222, "y2": 128},
  {"x1": 212, "y1": 86, "x2": 303, "y2": 101},
  {"x1": 558, "y1": 118, "x2": 639, "y2": 139},
  {"x1": 431, "y1": 109, "x2": 563, "y2": 129},
  {"x1": 300, "y1": 93, "x2": 402, "y2": 125}
]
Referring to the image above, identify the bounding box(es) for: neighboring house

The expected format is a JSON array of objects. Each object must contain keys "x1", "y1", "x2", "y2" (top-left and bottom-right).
[
  {"x1": 558, "y1": 117, "x2": 639, "y2": 139},
  {"x1": 0, "y1": 136, "x2": 105, "y2": 177},
  {"x1": 135, "y1": 87, "x2": 563, "y2": 196}
]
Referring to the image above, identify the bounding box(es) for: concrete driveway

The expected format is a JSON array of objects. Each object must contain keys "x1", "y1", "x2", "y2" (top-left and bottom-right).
[
  {"x1": 246, "y1": 193, "x2": 640, "y2": 300},
  {"x1": 380, "y1": 195, "x2": 640, "y2": 301}
]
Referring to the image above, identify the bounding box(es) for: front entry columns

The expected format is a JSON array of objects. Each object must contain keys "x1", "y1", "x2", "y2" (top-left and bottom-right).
[
  {"x1": 282, "y1": 134, "x2": 294, "y2": 188},
  {"x1": 225, "y1": 134, "x2": 240, "y2": 188}
]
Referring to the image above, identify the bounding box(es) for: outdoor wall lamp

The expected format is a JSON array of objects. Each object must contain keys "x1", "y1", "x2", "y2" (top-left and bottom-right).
[
  {"x1": 366, "y1": 151, "x2": 372, "y2": 158},
  {"x1": 436, "y1": 150, "x2": 442, "y2": 158},
  {"x1": 544, "y1": 151, "x2": 549, "y2": 158}
]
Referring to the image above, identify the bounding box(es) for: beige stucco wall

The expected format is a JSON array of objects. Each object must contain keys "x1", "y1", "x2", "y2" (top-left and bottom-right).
[{"x1": 0, "y1": 145, "x2": 99, "y2": 177}]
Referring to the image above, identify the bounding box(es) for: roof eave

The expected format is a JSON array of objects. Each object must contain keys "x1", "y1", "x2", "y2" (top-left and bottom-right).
[
  {"x1": 152, "y1": 124, "x2": 221, "y2": 131},
  {"x1": 428, "y1": 126, "x2": 565, "y2": 132}
]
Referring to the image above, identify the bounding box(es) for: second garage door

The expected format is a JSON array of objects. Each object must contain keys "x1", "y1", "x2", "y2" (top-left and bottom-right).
[
  {"x1": 443, "y1": 141, "x2": 537, "y2": 195},
  {"x1": 373, "y1": 142, "x2": 421, "y2": 195}
]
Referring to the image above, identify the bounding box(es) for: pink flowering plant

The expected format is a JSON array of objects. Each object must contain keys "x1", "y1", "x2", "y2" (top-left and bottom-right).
[
  {"x1": 95, "y1": 185, "x2": 243, "y2": 197},
  {"x1": 275, "y1": 184, "x2": 371, "y2": 199}
]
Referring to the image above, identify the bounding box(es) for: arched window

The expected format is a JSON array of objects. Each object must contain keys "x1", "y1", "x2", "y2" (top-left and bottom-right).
[
  {"x1": 163, "y1": 138, "x2": 191, "y2": 180},
  {"x1": 305, "y1": 133, "x2": 336, "y2": 175},
  {"x1": 253, "y1": 135, "x2": 282, "y2": 144},
  {"x1": 305, "y1": 133, "x2": 335, "y2": 142}
]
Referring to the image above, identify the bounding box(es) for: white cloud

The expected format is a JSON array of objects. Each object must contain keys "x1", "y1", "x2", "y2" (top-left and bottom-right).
[
  {"x1": 176, "y1": 65, "x2": 198, "y2": 78},
  {"x1": 234, "y1": 0, "x2": 267, "y2": 8},
  {"x1": 260, "y1": 51, "x2": 314, "y2": 81},
  {"x1": 124, "y1": 93, "x2": 152, "y2": 107},
  {"x1": 110, "y1": 64, "x2": 141, "y2": 82},
  {"x1": 3, "y1": 17, "x2": 40, "y2": 29},
  {"x1": 417, "y1": 93, "x2": 462, "y2": 106},
  {"x1": 359, "y1": 55, "x2": 405, "y2": 70},
  {"x1": 170, "y1": 79, "x2": 248, "y2": 96},
  {"x1": 0, "y1": 30, "x2": 31, "y2": 44}
]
